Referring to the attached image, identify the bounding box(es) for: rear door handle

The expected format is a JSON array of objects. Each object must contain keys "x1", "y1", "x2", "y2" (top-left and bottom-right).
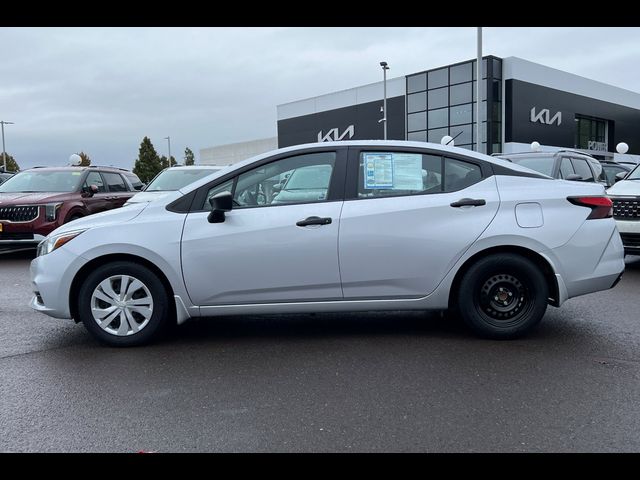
[
  {"x1": 296, "y1": 216, "x2": 332, "y2": 227},
  {"x1": 450, "y1": 198, "x2": 486, "y2": 208}
]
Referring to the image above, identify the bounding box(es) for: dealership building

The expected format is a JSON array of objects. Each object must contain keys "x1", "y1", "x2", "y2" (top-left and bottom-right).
[{"x1": 275, "y1": 56, "x2": 640, "y2": 162}]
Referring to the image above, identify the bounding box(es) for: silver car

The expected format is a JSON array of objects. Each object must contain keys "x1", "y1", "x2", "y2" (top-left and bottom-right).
[{"x1": 30, "y1": 141, "x2": 625, "y2": 346}]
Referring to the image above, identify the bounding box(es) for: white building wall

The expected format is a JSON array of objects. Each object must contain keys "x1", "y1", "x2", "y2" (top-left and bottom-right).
[
  {"x1": 200, "y1": 137, "x2": 278, "y2": 166},
  {"x1": 277, "y1": 77, "x2": 406, "y2": 120}
]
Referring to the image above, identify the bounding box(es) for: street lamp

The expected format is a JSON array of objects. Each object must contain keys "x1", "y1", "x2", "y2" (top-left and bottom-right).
[
  {"x1": 1, "y1": 121, "x2": 15, "y2": 172},
  {"x1": 164, "y1": 136, "x2": 171, "y2": 167},
  {"x1": 380, "y1": 61, "x2": 389, "y2": 140}
]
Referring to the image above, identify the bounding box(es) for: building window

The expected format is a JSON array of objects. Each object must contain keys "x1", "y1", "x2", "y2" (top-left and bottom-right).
[
  {"x1": 428, "y1": 108, "x2": 449, "y2": 129},
  {"x1": 408, "y1": 112, "x2": 427, "y2": 132},
  {"x1": 574, "y1": 115, "x2": 608, "y2": 150},
  {"x1": 428, "y1": 87, "x2": 449, "y2": 110},
  {"x1": 405, "y1": 57, "x2": 502, "y2": 154},
  {"x1": 428, "y1": 68, "x2": 448, "y2": 90},
  {"x1": 407, "y1": 92, "x2": 427, "y2": 113},
  {"x1": 407, "y1": 73, "x2": 427, "y2": 94}
]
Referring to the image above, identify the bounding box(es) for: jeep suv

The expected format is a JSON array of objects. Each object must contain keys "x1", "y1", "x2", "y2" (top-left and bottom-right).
[
  {"x1": 607, "y1": 162, "x2": 640, "y2": 255},
  {"x1": 495, "y1": 150, "x2": 606, "y2": 184},
  {"x1": 0, "y1": 166, "x2": 140, "y2": 246}
]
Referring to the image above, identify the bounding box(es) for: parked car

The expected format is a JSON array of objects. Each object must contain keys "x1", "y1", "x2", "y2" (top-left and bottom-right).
[
  {"x1": 599, "y1": 160, "x2": 632, "y2": 188},
  {"x1": 0, "y1": 172, "x2": 14, "y2": 185},
  {"x1": 125, "y1": 165, "x2": 224, "y2": 205},
  {"x1": 0, "y1": 166, "x2": 141, "y2": 246},
  {"x1": 607, "y1": 162, "x2": 640, "y2": 255},
  {"x1": 30, "y1": 140, "x2": 624, "y2": 346},
  {"x1": 495, "y1": 150, "x2": 606, "y2": 184}
]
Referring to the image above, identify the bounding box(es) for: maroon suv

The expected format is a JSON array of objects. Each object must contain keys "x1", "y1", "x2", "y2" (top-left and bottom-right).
[{"x1": 0, "y1": 166, "x2": 143, "y2": 246}]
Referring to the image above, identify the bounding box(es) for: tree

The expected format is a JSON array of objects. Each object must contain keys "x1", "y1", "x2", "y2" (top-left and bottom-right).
[
  {"x1": 78, "y1": 151, "x2": 91, "y2": 166},
  {"x1": 184, "y1": 147, "x2": 195, "y2": 166},
  {"x1": 159, "y1": 155, "x2": 177, "y2": 169},
  {"x1": 0, "y1": 152, "x2": 20, "y2": 172},
  {"x1": 132, "y1": 137, "x2": 162, "y2": 183}
]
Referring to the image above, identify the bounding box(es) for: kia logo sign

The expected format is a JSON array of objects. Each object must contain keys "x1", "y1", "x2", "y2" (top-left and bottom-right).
[
  {"x1": 530, "y1": 107, "x2": 562, "y2": 126},
  {"x1": 317, "y1": 125, "x2": 355, "y2": 142}
]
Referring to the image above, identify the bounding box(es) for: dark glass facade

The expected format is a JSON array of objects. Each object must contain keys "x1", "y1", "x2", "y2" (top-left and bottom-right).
[{"x1": 406, "y1": 56, "x2": 502, "y2": 154}]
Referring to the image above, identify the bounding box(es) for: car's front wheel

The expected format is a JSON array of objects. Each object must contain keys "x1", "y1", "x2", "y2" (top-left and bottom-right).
[
  {"x1": 77, "y1": 261, "x2": 170, "y2": 346},
  {"x1": 456, "y1": 253, "x2": 548, "y2": 339}
]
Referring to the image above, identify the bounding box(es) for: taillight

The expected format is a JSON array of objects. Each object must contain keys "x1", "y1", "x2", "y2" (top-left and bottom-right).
[{"x1": 567, "y1": 196, "x2": 613, "y2": 219}]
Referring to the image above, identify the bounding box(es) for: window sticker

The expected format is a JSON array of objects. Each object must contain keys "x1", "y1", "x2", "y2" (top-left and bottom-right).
[
  {"x1": 364, "y1": 153, "x2": 393, "y2": 189},
  {"x1": 392, "y1": 153, "x2": 423, "y2": 190},
  {"x1": 363, "y1": 152, "x2": 423, "y2": 190}
]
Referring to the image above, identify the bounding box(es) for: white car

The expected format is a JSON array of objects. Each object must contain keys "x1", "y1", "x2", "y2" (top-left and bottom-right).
[
  {"x1": 125, "y1": 165, "x2": 225, "y2": 205},
  {"x1": 30, "y1": 141, "x2": 625, "y2": 346},
  {"x1": 607, "y1": 163, "x2": 640, "y2": 255}
]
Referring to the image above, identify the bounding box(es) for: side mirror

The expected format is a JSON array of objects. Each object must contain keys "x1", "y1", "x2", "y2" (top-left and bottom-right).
[
  {"x1": 207, "y1": 191, "x2": 233, "y2": 223},
  {"x1": 82, "y1": 184, "x2": 99, "y2": 197},
  {"x1": 565, "y1": 174, "x2": 583, "y2": 181},
  {"x1": 615, "y1": 171, "x2": 627, "y2": 183}
]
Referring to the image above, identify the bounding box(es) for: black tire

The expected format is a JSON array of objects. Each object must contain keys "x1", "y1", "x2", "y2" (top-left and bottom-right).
[
  {"x1": 456, "y1": 253, "x2": 548, "y2": 339},
  {"x1": 77, "y1": 261, "x2": 170, "y2": 347},
  {"x1": 66, "y1": 214, "x2": 83, "y2": 223}
]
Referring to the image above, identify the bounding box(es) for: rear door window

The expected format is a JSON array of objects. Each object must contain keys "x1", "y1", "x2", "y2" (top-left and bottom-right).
[
  {"x1": 357, "y1": 152, "x2": 482, "y2": 198},
  {"x1": 571, "y1": 158, "x2": 595, "y2": 182},
  {"x1": 103, "y1": 172, "x2": 128, "y2": 192},
  {"x1": 559, "y1": 158, "x2": 576, "y2": 179}
]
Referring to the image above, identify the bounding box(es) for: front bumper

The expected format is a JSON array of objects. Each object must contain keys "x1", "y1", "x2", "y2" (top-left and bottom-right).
[
  {"x1": 30, "y1": 246, "x2": 86, "y2": 320},
  {"x1": 614, "y1": 219, "x2": 640, "y2": 254},
  {"x1": 0, "y1": 233, "x2": 46, "y2": 246}
]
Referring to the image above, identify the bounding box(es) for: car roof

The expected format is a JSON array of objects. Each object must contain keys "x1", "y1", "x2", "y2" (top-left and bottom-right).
[{"x1": 25, "y1": 166, "x2": 132, "y2": 173}]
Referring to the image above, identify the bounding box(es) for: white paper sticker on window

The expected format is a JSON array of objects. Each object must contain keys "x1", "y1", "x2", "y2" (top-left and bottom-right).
[
  {"x1": 392, "y1": 153, "x2": 423, "y2": 190},
  {"x1": 364, "y1": 153, "x2": 393, "y2": 189}
]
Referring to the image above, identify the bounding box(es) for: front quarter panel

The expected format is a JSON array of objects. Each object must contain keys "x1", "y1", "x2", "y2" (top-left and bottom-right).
[{"x1": 61, "y1": 203, "x2": 194, "y2": 312}]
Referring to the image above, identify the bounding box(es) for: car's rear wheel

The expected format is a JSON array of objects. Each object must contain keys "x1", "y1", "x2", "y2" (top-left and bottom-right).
[
  {"x1": 77, "y1": 261, "x2": 170, "y2": 346},
  {"x1": 457, "y1": 253, "x2": 548, "y2": 339}
]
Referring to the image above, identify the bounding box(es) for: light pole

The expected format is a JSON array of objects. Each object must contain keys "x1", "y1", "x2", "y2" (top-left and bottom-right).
[
  {"x1": 1, "y1": 121, "x2": 15, "y2": 172},
  {"x1": 476, "y1": 27, "x2": 482, "y2": 153},
  {"x1": 164, "y1": 136, "x2": 171, "y2": 167},
  {"x1": 380, "y1": 61, "x2": 389, "y2": 140}
]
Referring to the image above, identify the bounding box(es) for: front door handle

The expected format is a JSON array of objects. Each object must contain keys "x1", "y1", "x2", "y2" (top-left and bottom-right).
[
  {"x1": 296, "y1": 216, "x2": 332, "y2": 227},
  {"x1": 450, "y1": 198, "x2": 486, "y2": 208}
]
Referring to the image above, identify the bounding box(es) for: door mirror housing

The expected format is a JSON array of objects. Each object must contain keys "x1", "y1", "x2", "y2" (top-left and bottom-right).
[
  {"x1": 82, "y1": 184, "x2": 99, "y2": 197},
  {"x1": 565, "y1": 174, "x2": 583, "y2": 181},
  {"x1": 615, "y1": 171, "x2": 628, "y2": 183},
  {"x1": 208, "y1": 191, "x2": 233, "y2": 223}
]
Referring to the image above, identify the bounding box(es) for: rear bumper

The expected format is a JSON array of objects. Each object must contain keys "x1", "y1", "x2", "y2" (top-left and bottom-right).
[{"x1": 549, "y1": 219, "x2": 625, "y2": 302}]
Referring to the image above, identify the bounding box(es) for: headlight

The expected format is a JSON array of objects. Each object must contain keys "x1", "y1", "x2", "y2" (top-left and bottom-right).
[
  {"x1": 44, "y1": 202, "x2": 63, "y2": 222},
  {"x1": 37, "y1": 229, "x2": 86, "y2": 257}
]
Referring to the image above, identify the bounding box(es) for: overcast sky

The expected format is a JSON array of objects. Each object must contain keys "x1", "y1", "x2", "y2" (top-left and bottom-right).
[{"x1": 2, "y1": 27, "x2": 640, "y2": 170}]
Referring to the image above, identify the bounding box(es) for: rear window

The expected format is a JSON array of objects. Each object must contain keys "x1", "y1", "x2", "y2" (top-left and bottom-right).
[{"x1": 505, "y1": 155, "x2": 555, "y2": 177}]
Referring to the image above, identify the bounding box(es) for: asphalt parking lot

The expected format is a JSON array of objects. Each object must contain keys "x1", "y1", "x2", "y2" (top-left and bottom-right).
[{"x1": 1, "y1": 249, "x2": 639, "y2": 452}]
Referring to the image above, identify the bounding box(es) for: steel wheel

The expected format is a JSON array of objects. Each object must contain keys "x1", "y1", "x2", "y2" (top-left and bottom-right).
[
  {"x1": 476, "y1": 273, "x2": 533, "y2": 328},
  {"x1": 90, "y1": 275, "x2": 154, "y2": 336}
]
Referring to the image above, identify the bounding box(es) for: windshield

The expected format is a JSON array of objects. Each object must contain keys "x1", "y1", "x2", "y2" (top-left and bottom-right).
[
  {"x1": 626, "y1": 164, "x2": 640, "y2": 180},
  {"x1": 283, "y1": 165, "x2": 333, "y2": 190},
  {"x1": 0, "y1": 170, "x2": 83, "y2": 193},
  {"x1": 504, "y1": 156, "x2": 555, "y2": 177},
  {"x1": 145, "y1": 168, "x2": 221, "y2": 191}
]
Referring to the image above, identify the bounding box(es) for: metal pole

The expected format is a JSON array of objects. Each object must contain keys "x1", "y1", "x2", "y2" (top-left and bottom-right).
[
  {"x1": 165, "y1": 136, "x2": 171, "y2": 167},
  {"x1": 383, "y1": 66, "x2": 388, "y2": 140},
  {"x1": 1, "y1": 122, "x2": 6, "y2": 171},
  {"x1": 476, "y1": 27, "x2": 482, "y2": 153},
  {"x1": 0, "y1": 121, "x2": 13, "y2": 171}
]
